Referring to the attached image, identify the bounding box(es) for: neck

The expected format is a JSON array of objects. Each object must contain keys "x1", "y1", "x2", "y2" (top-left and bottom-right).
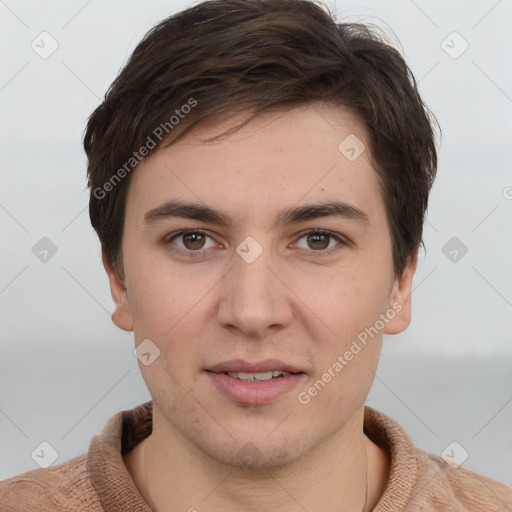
[{"x1": 125, "y1": 406, "x2": 390, "y2": 512}]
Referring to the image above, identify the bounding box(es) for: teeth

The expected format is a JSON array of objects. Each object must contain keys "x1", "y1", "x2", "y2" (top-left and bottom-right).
[{"x1": 227, "y1": 371, "x2": 291, "y2": 381}]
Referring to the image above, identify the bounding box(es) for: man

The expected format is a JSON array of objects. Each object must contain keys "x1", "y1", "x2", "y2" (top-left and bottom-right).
[{"x1": 1, "y1": 0, "x2": 511, "y2": 510}]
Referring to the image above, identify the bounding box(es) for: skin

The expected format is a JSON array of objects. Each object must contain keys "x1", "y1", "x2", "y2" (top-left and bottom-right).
[{"x1": 104, "y1": 103, "x2": 417, "y2": 512}]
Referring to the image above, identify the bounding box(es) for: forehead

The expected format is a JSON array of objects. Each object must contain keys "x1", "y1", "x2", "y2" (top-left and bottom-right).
[{"x1": 124, "y1": 104, "x2": 383, "y2": 228}]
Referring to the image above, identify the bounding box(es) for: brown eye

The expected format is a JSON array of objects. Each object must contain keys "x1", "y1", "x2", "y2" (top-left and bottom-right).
[
  {"x1": 182, "y1": 232, "x2": 206, "y2": 250},
  {"x1": 167, "y1": 230, "x2": 216, "y2": 254},
  {"x1": 294, "y1": 229, "x2": 345, "y2": 254},
  {"x1": 307, "y1": 233, "x2": 330, "y2": 250}
]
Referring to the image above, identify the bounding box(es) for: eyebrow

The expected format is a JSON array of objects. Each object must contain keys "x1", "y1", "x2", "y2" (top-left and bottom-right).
[{"x1": 143, "y1": 199, "x2": 369, "y2": 228}]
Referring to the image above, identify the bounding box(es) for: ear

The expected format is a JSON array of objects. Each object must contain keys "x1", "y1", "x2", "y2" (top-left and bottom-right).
[
  {"x1": 384, "y1": 251, "x2": 418, "y2": 335},
  {"x1": 102, "y1": 251, "x2": 134, "y2": 332}
]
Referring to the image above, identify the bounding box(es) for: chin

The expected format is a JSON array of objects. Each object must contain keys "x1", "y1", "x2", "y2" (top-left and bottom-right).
[
  {"x1": 198, "y1": 431, "x2": 311, "y2": 471},
  {"x1": 216, "y1": 444, "x2": 299, "y2": 470}
]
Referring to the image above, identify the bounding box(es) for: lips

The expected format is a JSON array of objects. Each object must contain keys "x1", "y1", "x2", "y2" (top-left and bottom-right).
[
  {"x1": 226, "y1": 370, "x2": 291, "y2": 381},
  {"x1": 206, "y1": 359, "x2": 304, "y2": 374},
  {"x1": 205, "y1": 359, "x2": 307, "y2": 405}
]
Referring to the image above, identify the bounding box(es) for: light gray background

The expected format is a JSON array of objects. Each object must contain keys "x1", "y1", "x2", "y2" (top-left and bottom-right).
[{"x1": 0, "y1": 0, "x2": 511, "y2": 487}]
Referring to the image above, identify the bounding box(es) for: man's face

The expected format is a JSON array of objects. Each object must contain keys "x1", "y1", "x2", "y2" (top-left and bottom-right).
[{"x1": 105, "y1": 103, "x2": 415, "y2": 468}]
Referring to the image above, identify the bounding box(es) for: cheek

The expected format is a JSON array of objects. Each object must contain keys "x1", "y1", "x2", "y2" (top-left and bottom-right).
[
  {"x1": 293, "y1": 265, "x2": 391, "y2": 404},
  {"x1": 126, "y1": 273, "x2": 213, "y2": 383},
  {"x1": 126, "y1": 252, "x2": 209, "y2": 334},
  {"x1": 292, "y1": 265, "x2": 392, "y2": 340}
]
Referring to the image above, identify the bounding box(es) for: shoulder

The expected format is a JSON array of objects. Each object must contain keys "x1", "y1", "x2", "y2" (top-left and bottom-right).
[
  {"x1": 364, "y1": 406, "x2": 511, "y2": 511},
  {"x1": 0, "y1": 454, "x2": 102, "y2": 511},
  {"x1": 410, "y1": 447, "x2": 512, "y2": 511}
]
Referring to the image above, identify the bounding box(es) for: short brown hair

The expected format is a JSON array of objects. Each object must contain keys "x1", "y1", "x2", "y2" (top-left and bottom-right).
[{"x1": 84, "y1": 0, "x2": 438, "y2": 279}]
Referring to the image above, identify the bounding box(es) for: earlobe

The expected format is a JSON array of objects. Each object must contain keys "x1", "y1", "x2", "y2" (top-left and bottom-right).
[
  {"x1": 102, "y1": 251, "x2": 134, "y2": 332},
  {"x1": 111, "y1": 304, "x2": 134, "y2": 332},
  {"x1": 384, "y1": 252, "x2": 418, "y2": 335}
]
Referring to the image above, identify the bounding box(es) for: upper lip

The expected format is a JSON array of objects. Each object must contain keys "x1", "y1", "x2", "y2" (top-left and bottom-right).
[{"x1": 206, "y1": 359, "x2": 304, "y2": 374}]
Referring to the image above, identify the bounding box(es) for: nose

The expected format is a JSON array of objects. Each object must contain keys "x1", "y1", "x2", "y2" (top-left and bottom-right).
[{"x1": 217, "y1": 244, "x2": 293, "y2": 338}]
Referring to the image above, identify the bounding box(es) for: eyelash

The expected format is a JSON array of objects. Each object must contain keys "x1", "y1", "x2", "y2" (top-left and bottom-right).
[{"x1": 165, "y1": 229, "x2": 347, "y2": 258}]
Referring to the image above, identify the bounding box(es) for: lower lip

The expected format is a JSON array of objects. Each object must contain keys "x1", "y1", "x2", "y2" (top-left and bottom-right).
[{"x1": 206, "y1": 371, "x2": 306, "y2": 405}]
